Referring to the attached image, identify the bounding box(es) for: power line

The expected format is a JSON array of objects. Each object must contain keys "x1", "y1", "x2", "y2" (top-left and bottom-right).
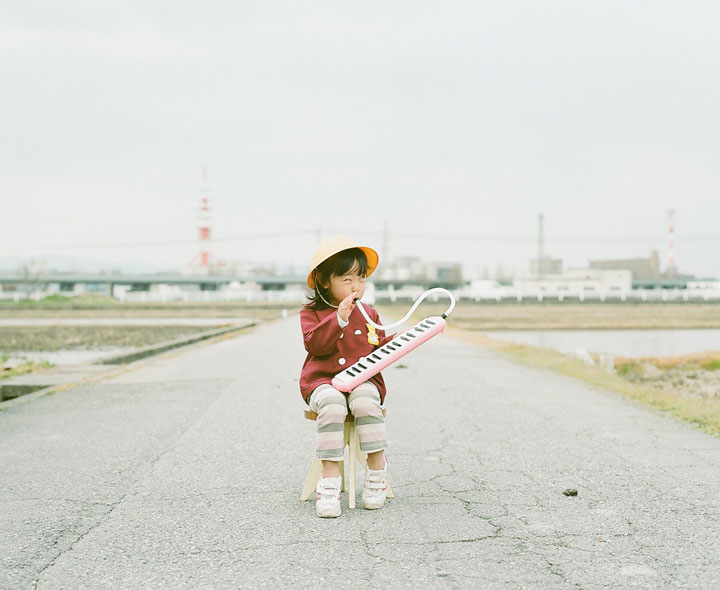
[
  {"x1": 390, "y1": 232, "x2": 719, "y2": 243},
  {"x1": 3, "y1": 230, "x2": 718, "y2": 253}
]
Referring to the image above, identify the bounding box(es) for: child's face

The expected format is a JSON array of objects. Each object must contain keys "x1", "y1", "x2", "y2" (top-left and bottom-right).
[{"x1": 323, "y1": 264, "x2": 366, "y2": 306}]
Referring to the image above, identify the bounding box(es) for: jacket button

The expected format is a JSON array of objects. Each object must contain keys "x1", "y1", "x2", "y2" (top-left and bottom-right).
[{"x1": 338, "y1": 358, "x2": 346, "y2": 365}]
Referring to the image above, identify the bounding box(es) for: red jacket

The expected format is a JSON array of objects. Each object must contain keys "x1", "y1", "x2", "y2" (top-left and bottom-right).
[{"x1": 299, "y1": 304, "x2": 395, "y2": 404}]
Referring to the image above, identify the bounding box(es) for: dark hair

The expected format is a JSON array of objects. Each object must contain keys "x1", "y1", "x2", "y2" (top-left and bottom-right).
[{"x1": 304, "y1": 248, "x2": 369, "y2": 311}]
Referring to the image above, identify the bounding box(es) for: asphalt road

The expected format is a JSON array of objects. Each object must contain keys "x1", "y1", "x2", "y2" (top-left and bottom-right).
[{"x1": 1, "y1": 315, "x2": 719, "y2": 589}]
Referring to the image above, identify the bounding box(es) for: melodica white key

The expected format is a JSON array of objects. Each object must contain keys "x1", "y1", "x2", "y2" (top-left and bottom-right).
[{"x1": 331, "y1": 316, "x2": 446, "y2": 393}]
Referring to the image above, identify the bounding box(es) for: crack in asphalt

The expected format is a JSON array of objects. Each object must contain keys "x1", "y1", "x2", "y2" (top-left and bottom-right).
[{"x1": 29, "y1": 381, "x2": 233, "y2": 589}]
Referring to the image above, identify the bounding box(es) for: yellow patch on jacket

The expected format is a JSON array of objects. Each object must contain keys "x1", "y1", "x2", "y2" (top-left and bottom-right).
[{"x1": 366, "y1": 323, "x2": 379, "y2": 345}]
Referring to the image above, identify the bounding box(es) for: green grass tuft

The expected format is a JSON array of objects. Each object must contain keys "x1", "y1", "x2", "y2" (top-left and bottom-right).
[{"x1": 700, "y1": 359, "x2": 720, "y2": 371}]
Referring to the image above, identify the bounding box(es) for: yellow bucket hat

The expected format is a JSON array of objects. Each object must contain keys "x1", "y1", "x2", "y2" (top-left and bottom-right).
[{"x1": 307, "y1": 235, "x2": 379, "y2": 289}]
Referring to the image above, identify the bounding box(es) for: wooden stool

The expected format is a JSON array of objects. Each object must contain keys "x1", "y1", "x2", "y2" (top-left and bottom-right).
[{"x1": 300, "y1": 408, "x2": 394, "y2": 509}]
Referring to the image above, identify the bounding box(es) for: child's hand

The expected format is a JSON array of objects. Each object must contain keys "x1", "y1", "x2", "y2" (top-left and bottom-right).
[{"x1": 338, "y1": 290, "x2": 358, "y2": 323}]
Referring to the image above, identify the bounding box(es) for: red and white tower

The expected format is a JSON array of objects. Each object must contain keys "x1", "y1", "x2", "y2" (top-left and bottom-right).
[
  {"x1": 188, "y1": 167, "x2": 223, "y2": 274},
  {"x1": 666, "y1": 208, "x2": 677, "y2": 277}
]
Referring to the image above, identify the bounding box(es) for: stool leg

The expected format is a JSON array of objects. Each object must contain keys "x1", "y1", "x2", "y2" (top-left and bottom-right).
[{"x1": 300, "y1": 458, "x2": 323, "y2": 502}]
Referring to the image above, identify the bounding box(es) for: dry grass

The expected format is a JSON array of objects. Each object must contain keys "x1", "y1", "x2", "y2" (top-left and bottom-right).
[
  {"x1": 615, "y1": 351, "x2": 720, "y2": 372},
  {"x1": 1, "y1": 359, "x2": 53, "y2": 381},
  {"x1": 612, "y1": 351, "x2": 720, "y2": 406}
]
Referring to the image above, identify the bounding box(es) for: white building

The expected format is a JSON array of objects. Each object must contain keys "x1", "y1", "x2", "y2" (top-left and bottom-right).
[{"x1": 513, "y1": 268, "x2": 633, "y2": 299}]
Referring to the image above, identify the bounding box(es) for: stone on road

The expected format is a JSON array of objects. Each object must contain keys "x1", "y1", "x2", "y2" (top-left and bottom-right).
[{"x1": 1, "y1": 316, "x2": 719, "y2": 589}]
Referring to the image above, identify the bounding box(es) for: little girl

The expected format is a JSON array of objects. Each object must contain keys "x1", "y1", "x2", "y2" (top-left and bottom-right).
[{"x1": 300, "y1": 235, "x2": 394, "y2": 518}]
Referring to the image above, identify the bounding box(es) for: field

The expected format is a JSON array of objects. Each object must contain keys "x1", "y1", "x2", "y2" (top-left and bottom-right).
[
  {"x1": 0, "y1": 325, "x2": 225, "y2": 352},
  {"x1": 0, "y1": 294, "x2": 291, "y2": 320},
  {"x1": 377, "y1": 301, "x2": 720, "y2": 330},
  {"x1": 3, "y1": 299, "x2": 719, "y2": 355},
  {"x1": 0, "y1": 295, "x2": 289, "y2": 353},
  {"x1": 3, "y1": 299, "x2": 720, "y2": 433},
  {"x1": 0, "y1": 296, "x2": 289, "y2": 379}
]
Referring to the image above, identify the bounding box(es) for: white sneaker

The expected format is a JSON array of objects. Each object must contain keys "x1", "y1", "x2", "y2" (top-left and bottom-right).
[
  {"x1": 362, "y1": 456, "x2": 388, "y2": 510},
  {"x1": 315, "y1": 475, "x2": 342, "y2": 518}
]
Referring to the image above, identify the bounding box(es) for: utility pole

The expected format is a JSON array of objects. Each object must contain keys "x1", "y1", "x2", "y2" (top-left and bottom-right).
[
  {"x1": 666, "y1": 208, "x2": 676, "y2": 277},
  {"x1": 537, "y1": 212, "x2": 545, "y2": 279}
]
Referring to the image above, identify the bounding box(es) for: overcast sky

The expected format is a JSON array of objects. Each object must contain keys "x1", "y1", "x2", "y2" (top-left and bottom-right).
[{"x1": 2, "y1": 1, "x2": 719, "y2": 278}]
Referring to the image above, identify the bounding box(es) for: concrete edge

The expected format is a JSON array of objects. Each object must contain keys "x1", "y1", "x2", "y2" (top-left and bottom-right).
[
  {"x1": 0, "y1": 383, "x2": 61, "y2": 410},
  {"x1": 92, "y1": 321, "x2": 257, "y2": 365}
]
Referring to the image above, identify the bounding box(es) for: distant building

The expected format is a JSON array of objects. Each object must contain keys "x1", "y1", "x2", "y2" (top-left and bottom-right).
[
  {"x1": 468, "y1": 279, "x2": 503, "y2": 299},
  {"x1": 529, "y1": 255, "x2": 563, "y2": 278},
  {"x1": 182, "y1": 258, "x2": 278, "y2": 278},
  {"x1": 378, "y1": 257, "x2": 463, "y2": 285},
  {"x1": 514, "y1": 268, "x2": 633, "y2": 297},
  {"x1": 379, "y1": 256, "x2": 427, "y2": 282},
  {"x1": 426, "y1": 262, "x2": 463, "y2": 284},
  {"x1": 589, "y1": 250, "x2": 660, "y2": 281}
]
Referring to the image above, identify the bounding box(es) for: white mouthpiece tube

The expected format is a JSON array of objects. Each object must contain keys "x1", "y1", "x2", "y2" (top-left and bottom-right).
[{"x1": 355, "y1": 287, "x2": 456, "y2": 332}]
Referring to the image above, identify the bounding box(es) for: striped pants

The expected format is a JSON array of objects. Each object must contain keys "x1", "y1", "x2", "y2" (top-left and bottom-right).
[{"x1": 308, "y1": 382, "x2": 387, "y2": 461}]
